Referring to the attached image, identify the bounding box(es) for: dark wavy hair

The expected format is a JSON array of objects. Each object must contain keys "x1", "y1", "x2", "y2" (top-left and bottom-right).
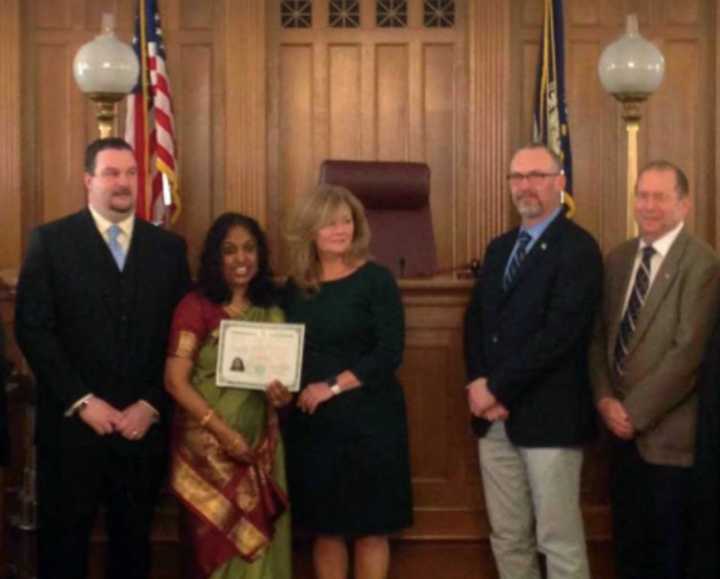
[
  {"x1": 196, "y1": 213, "x2": 277, "y2": 307},
  {"x1": 84, "y1": 137, "x2": 134, "y2": 175}
]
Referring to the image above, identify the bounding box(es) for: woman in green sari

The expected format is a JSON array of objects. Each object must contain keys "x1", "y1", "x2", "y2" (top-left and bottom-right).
[{"x1": 165, "y1": 213, "x2": 292, "y2": 579}]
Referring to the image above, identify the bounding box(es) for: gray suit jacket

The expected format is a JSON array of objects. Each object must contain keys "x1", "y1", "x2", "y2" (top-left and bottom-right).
[{"x1": 590, "y1": 228, "x2": 720, "y2": 466}]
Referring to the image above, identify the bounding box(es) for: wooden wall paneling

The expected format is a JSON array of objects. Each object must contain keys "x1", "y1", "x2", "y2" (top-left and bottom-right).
[
  {"x1": 399, "y1": 281, "x2": 488, "y2": 540},
  {"x1": 223, "y1": 0, "x2": 266, "y2": 223},
  {"x1": 35, "y1": 41, "x2": 79, "y2": 222},
  {"x1": 564, "y1": 2, "x2": 625, "y2": 251},
  {"x1": 210, "y1": 0, "x2": 226, "y2": 244},
  {"x1": 617, "y1": 0, "x2": 652, "y2": 26},
  {"x1": 451, "y1": 3, "x2": 470, "y2": 271},
  {"x1": 359, "y1": 0, "x2": 375, "y2": 27},
  {"x1": 424, "y1": 44, "x2": 456, "y2": 270},
  {"x1": 180, "y1": 0, "x2": 213, "y2": 29},
  {"x1": 84, "y1": 0, "x2": 132, "y2": 31},
  {"x1": 567, "y1": 1, "x2": 601, "y2": 26},
  {"x1": 407, "y1": 0, "x2": 423, "y2": 28},
  {"x1": 328, "y1": 44, "x2": 362, "y2": 159},
  {"x1": 313, "y1": 40, "x2": 330, "y2": 175},
  {"x1": 20, "y1": 0, "x2": 37, "y2": 249},
  {"x1": 265, "y1": 0, "x2": 284, "y2": 267},
  {"x1": 360, "y1": 42, "x2": 376, "y2": 159},
  {"x1": 34, "y1": 0, "x2": 72, "y2": 29},
  {"x1": 520, "y1": 0, "x2": 543, "y2": 25},
  {"x1": 565, "y1": 40, "x2": 619, "y2": 247},
  {"x1": 695, "y1": 0, "x2": 716, "y2": 244},
  {"x1": 0, "y1": 0, "x2": 23, "y2": 268},
  {"x1": 312, "y1": 0, "x2": 329, "y2": 28},
  {"x1": 278, "y1": 45, "x2": 314, "y2": 214},
  {"x1": 376, "y1": 44, "x2": 410, "y2": 159},
  {"x1": 517, "y1": 37, "x2": 537, "y2": 150},
  {"x1": 467, "y1": 0, "x2": 511, "y2": 260},
  {"x1": 579, "y1": 440, "x2": 613, "y2": 538},
  {"x1": 392, "y1": 542, "x2": 499, "y2": 579},
  {"x1": 640, "y1": 1, "x2": 710, "y2": 239},
  {"x1": 647, "y1": 40, "x2": 701, "y2": 229},
  {"x1": 407, "y1": 38, "x2": 423, "y2": 163},
  {"x1": 662, "y1": 0, "x2": 700, "y2": 25},
  {"x1": 177, "y1": 43, "x2": 214, "y2": 266},
  {"x1": 160, "y1": 1, "x2": 220, "y2": 262},
  {"x1": 403, "y1": 331, "x2": 453, "y2": 478}
]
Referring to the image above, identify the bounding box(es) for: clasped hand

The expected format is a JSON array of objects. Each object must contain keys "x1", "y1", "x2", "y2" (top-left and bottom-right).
[
  {"x1": 597, "y1": 397, "x2": 635, "y2": 439},
  {"x1": 79, "y1": 397, "x2": 156, "y2": 440},
  {"x1": 466, "y1": 377, "x2": 509, "y2": 421}
]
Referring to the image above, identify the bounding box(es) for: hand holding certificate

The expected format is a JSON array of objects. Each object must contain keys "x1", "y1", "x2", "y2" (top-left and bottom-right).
[{"x1": 216, "y1": 320, "x2": 305, "y2": 391}]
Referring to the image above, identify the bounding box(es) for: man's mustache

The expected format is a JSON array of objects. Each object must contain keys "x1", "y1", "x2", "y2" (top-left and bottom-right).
[{"x1": 112, "y1": 188, "x2": 132, "y2": 197}]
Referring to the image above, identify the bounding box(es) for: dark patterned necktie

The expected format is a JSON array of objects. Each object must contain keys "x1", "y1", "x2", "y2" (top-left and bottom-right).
[
  {"x1": 614, "y1": 245, "x2": 655, "y2": 374},
  {"x1": 503, "y1": 231, "x2": 532, "y2": 291}
]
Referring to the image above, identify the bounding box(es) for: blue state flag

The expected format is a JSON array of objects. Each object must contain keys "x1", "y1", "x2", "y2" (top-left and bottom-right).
[{"x1": 533, "y1": 0, "x2": 575, "y2": 215}]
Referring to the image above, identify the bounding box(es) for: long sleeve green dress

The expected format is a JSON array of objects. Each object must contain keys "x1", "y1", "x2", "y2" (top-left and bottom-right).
[{"x1": 284, "y1": 262, "x2": 413, "y2": 535}]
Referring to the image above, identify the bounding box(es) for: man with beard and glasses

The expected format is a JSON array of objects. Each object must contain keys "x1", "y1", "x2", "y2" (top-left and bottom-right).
[
  {"x1": 464, "y1": 144, "x2": 602, "y2": 579},
  {"x1": 15, "y1": 137, "x2": 191, "y2": 579}
]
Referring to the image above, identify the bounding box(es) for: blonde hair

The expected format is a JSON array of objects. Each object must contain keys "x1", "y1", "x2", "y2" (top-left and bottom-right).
[{"x1": 285, "y1": 184, "x2": 371, "y2": 292}]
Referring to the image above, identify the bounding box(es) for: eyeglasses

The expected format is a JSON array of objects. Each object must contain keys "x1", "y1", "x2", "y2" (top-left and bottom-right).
[{"x1": 507, "y1": 171, "x2": 560, "y2": 186}]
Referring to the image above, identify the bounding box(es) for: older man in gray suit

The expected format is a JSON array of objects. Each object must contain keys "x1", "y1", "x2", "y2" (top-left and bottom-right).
[{"x1": 590, "y1": 160, "x2": 720, "y2": 579}]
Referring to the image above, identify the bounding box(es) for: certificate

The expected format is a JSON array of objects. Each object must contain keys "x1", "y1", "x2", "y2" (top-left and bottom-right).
[{"x1": 216, "y1": 320, "x2": 305, "y2": 391}]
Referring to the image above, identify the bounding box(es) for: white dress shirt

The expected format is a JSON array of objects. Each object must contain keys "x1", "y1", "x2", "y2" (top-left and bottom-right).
[{"x1": 621, "y1": 221, "x2": 685, "y2": 314}]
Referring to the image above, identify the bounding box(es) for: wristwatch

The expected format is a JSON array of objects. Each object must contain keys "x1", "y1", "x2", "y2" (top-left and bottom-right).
[{"x1": 327, "y1": 375, "x2": 342, "y2": 396}]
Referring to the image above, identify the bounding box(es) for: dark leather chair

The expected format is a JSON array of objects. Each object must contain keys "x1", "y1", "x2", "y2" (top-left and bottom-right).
[{"x1": 319, "y1": 160, "x2": 437, "y2": 278}]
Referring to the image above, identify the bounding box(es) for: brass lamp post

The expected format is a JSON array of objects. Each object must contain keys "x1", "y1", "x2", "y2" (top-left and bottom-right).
[
  {"x1": 598, "y1": 14, "x2": 665, "y2": 239},
  {"x1": 72, "y1": 13, "x2": 139, "y2": 138}
]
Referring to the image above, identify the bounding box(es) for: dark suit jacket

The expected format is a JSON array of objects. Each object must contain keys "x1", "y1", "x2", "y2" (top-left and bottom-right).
[
  {"x1": 690, "y1": 317, "x2": 720, "y2": 578},
  {"x1": 15, "y1": 209, "x2": 191, "y2": 454},
  {"x1": 589, "y1": 229, "x2": 720, "y2": 466},
  {"x1": 464, "y1": 212, "x2": 603, "y2": 446}
]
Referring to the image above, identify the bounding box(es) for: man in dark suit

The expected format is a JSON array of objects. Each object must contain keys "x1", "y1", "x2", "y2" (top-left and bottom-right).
[
  {"x1": 15, "y1": 138, "x2": 191, "y2": 579},
  {"x1": 590, "y1": 160, "x2": 720, "y2": 579},
  {"x1": 465, "y1": 144, "x2": 602, "y2": 579}
]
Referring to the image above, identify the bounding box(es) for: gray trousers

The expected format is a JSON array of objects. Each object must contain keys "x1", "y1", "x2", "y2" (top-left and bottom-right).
[{"x1": 479, "y1": 421, "x2": 591, "y2": 579}]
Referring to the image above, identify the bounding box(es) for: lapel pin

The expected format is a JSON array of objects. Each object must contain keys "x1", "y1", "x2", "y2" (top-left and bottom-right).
[{"x1": 540, "y1": 242, "x2": 547, "y2": 251}]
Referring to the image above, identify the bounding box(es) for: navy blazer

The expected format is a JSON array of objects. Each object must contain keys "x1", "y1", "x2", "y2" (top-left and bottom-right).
[
  {"x1": 15, "y1": 209, "x2": 191, "y2": 453},
  {"x1": 464, "y1": 212, "x2": 603, "y2": 446}
]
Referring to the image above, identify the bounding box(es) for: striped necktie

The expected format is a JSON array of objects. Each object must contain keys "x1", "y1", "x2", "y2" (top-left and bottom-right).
[
  {"x1": 614, "y1": 245, "x2": 655, "y2": 374},
  {"x1": 108, "y1": 224, "x2": 126, "y2": 271},
  {"x1": 503, "y1": 231, "x2": 532, "y2": 291}
]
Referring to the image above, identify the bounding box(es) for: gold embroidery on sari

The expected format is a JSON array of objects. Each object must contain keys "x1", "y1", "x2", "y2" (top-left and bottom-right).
[
  {"x1": 173, "y1": 456, "x2": 272, "y2": 559},
  {"x1": 171, "y1": 456, "x2": 234, "y2": 528},
  {"x1": 174, "y1": 330, "x2": 198, "y2": 358},
  {"x1": 234, "y1": 468, "x2": 260, "y2": 511},
  {"x1": 181, "y1": 416, "x2": 236, "y2": 483},
  {"x1": 230, "y1": 518, "x2": 268, "y2": 558}
]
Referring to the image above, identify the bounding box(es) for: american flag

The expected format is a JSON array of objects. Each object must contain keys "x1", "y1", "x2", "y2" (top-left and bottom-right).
[{"x1": 125, "y1": 0, "x2": 180, "y2": 225}]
